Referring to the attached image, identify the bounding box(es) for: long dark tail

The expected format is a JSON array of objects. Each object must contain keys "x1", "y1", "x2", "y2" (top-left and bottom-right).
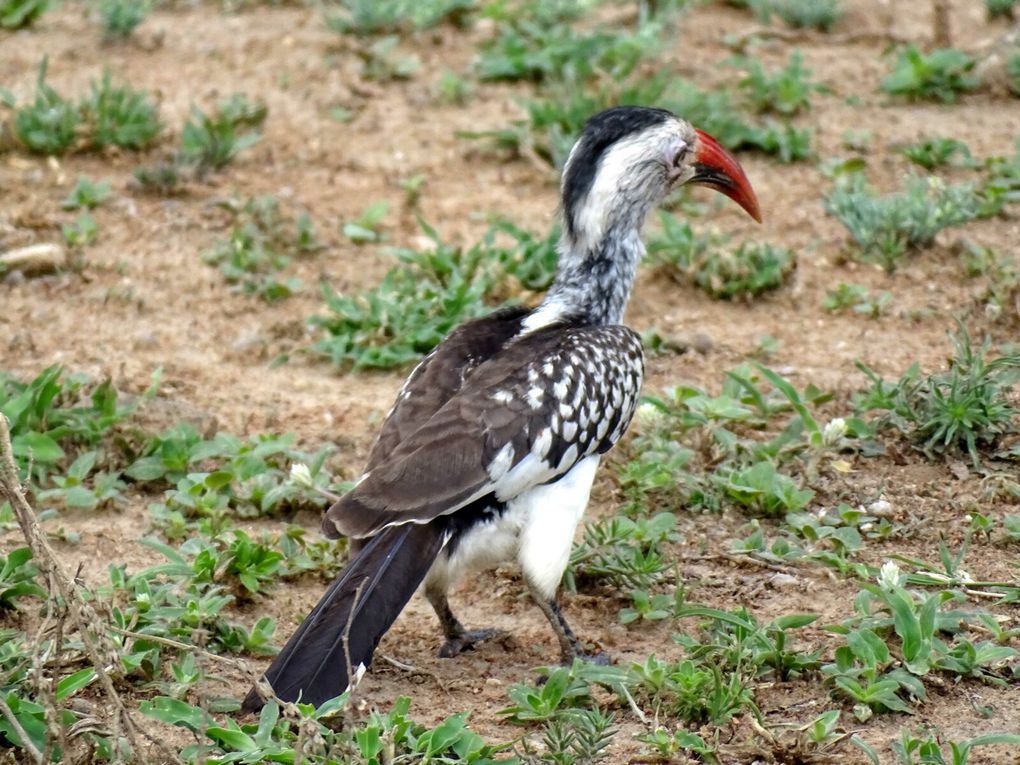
[{"x1": 242, "y1": 522, "x2": 448, "y2": 711}]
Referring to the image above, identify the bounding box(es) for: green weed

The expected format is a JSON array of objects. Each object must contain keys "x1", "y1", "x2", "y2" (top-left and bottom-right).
[
  {"x1": 893, "y1": 729, "x2": 1020, "y2": 765},
  {"x1": 823, "y1": 283, "x2": 891, "y2": 318},
  {"x1": 986, "y1": 0, "x2": 1017, "y2": 17},
  {"x1": 647, "y1": 214, "x2": 795, "y2": 299},
  {"x1": 62, "y1": 211, "x2": 98, "y2": 248},
  {"x1": 61, "y1": 177, "x2": 111, "y2": 210},
  {"x1": 0, "y1": 0, "x2": 47, "y2": 28},
  {"x1": 203, "y1": 196, "x2": 320, "y2": 302},
  {"x1": 325, "y1": 0, "x2": 473, "y2": 35},
  {"x1": 12, "y1": 59, "x2": 80, "y2": 155},
  {"x1": 752, "y1": 0, "x2": 842, "y2": 31},
  {"x1": 179, "y1": 94, "x2": 266, "y2": 172},
  {"x1": 854, "y1": 326, "x2": 1020, "y2": 465},
  {"x1": 341, "y1": 200, "x2": 389, "y2": 243},
  {"x1": 11, "y1": 62, "x2": 163, "y2": 154},
  {"x1": 733, "y1": 50, "x2": 825, "y2": 116},
  {"x1": 881, "y1": 46, "x2": 980, "y2": 103},
  {"x1": 312, "y1": 220, "x2": 557, "y2": 369},
  {"x1": 357, "y1": 35, "x2": 420, "y2": 82},
  {"x1": 96, "y1": 0, "x2": 150, "y2": 40},
  {"x1": 902, "y1": 137, "x2": 973, "y2": 170},
  {"x1": 82, "y1": 71, "x2": 163, "y2": 150},
  {"x1": 0, "y1": 548, "x2": 46, "y2": 610},
  {"x1": 825, "y1": 174, "x2": 983, "y2": 271}
]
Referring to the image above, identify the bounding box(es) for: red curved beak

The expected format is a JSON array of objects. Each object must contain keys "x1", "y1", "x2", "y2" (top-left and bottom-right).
[{"x1": 691, "y1": 128, "x2": 762, "y2": 223}]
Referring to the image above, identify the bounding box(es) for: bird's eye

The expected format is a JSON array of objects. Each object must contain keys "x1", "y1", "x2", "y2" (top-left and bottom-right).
[{"x1": 673, "y1": 147, "x2": 688, "y2": 167}]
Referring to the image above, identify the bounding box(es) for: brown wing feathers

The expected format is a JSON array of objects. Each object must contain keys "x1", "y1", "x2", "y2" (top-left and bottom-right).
[{"x1": 323, "y1": 324, "x2": 644, "y2": 540}]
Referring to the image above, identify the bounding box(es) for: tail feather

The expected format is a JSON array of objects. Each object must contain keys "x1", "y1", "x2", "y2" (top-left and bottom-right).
[{"x1": 243, "y1": 522, "x2": 448, "y2": 711}]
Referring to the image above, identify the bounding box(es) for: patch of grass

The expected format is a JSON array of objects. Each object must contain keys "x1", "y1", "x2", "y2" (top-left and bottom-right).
[
  {"x1": 617, "y1": 364, "x2": 833, "y2": 519},
  {"x1": 61, "y1": 177, "x2": 111, "y2": 210},
  {"x1": 357, "y1": 35, "x2": 420, "y2": 81},
  {"x1": 12, "y1": 59, "x2": 80, "y2": 155},
  {"x1": 311, "y1": 220, "x2": 558, "y2": 369},
  {"x1": 341, "y1": 200, "x2": 390, "y2": 244},
  {"x1": 179, "y1": 94, "x2": 266, "y2": 172},
  {"x1": 901, "y1": 137, "x2": 973, "y2": 170},
  {"x1": 202, "y1": 196, "x2": 321, "y2": 302},
  {"x1": 752, "y1": 0, "x2": 842, "y2": 31},
  {"x1": 986, "y1": 0, "x2": 1017, "y2": 19},
  {"x1": 325, "y1": 0, "x2": 473, "y2": 35},
  {"x1": 854, "y1": 326, "x2": 1020, "y2": 465},
  {"x1": 0, "y1": 548, "x2": 46, "y2": 610},
  {"x1": 1008, "y1": 53, "x2": 1020, "y2": 96},
  {"x1": 0, "y1": 0, "x2": 47, "y2": 28},
  {"x1": 96, "y1": 0, "x2": 150, "y2": 40},
  {"x1": 824, "y1": 174, "x2": 983, "y2": 271},
  {"x1": 893, "y1": 730, "x2": 1020, "y2": 764},
  {"x1": 82, "y1": 70, "x2": 163, "y2": 150},
  {"x1": 881, "y1": 46, "x2": 980, "y2": 103},
  {"x1": 823, "y1": 283, "x2": 891, "y2": 318},
  {"x1": 733, "y1": 50, "x2": 825, "y2": 116},
  {"x1": 11, "y1": 61, "x2": 162, "y2": 154},
  {"x1": 647, "y1": 214, "x2": 796, "y2": 300},
  {"x1": 62, "y1": 211, "x2": 98, "y2": 248}
]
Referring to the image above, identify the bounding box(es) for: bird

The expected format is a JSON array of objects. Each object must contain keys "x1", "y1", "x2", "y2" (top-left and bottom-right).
[{"x1": 243, "y1": 105, "x2": 760, "y2": 711}]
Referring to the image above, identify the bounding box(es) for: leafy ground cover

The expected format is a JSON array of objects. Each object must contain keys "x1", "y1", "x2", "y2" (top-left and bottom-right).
[{"x1": 2, "y1": 0, "x2": 1020, "y2": 763}]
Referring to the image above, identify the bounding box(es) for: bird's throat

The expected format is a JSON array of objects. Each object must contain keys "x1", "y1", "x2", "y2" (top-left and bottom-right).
[{"x1": 524, "y1": 227, "x2": 644, "y2": 331}]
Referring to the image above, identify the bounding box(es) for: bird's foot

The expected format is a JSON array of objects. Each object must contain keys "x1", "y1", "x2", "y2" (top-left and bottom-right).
[{"x1": 438, "y1": 628, "x2": 507, "y2": 658}]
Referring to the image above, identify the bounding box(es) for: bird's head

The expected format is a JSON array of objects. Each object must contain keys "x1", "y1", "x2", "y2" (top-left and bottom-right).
[{"x1": 561, "y1": 106, "x2": 761, "y2": 251}]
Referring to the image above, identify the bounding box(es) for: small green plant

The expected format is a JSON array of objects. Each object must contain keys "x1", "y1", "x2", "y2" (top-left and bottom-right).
[
  {"x1": 62, "y1": 211, "x2": 98, "y2": 248},
  {"x1": 0, "y1": 548, "x2": 46, "y2": 610},
  {"x1": 734, "y1": 51, "x2": 824, "y2": 116},
  {"x1": 13, "y1": 60, "x2": 80, "y2": 155},
  {"x1": 341, "y1": 200, "x2": 390, "y2": 243},
  {"x1": 902, "y1": 137, "x2": 973, "y2": 170},
  {"x1": 325, "y1": 0, "x2": 472, "y2": 35},
  {"x1": 203, "y1": 196, "x2": 320, "y2": 302},
  {"x1": 856, "y1": 328, "x2": 1020, "y2": 466},
  {"x1": 752, "y1": 0, "x2": 842, "y2": 31},
  {"x1": 1008, "y1": 53, "x2": 1020, "y2": 96},
  {"x1": 881, "y1": 46, "x2": 980, "y2": 103},
  {"x1": 647, "y1": 214, "x2": 795, "y2": 299},
  {"x1": 357, "y1": 35, "x2": 420, "y2": 81},
  {"x1": 892, "y1": 729, "x2": 1020, "y2": 765},
  {"x1": 0, "y1": 0, "x2": 47, "y2": 28},
  {"x1": 11, "y1": 62, "x2": 162, "y2": 154},
  {"x1": 61, "y1": 177, "x2": 111, "y2": 210},
  {"x1": 986, "y1": 0, "x2": 1016, "y2": 19},
  {"x1": 312, "y1": 220, "x2": 557, "y2": 369},
  {"x1": 540, "y1": 709, "x2": 616, "y2": 764},
  {"x1": 823, "y1": 283, "x2": 891, "y2": 318},
  {"x1": 825, "y1": 174, "x2": 982, "y2": 271},
  {"x1": 96, "y1": 0, "x2": 150, "y2": 40},
  {"x1": 82, "y1": 70, "x2": 163, "y2": 150},
  {"x1": 179, "y1": 94, "x2": 266, "y2": 172}
]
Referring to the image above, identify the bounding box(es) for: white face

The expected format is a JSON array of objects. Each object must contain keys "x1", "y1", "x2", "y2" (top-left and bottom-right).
[{"x1": 564, "y1": 118, "x2": 697, "y2": 251}]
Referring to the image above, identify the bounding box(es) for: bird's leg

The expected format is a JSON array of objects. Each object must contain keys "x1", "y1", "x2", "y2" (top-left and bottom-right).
[
  {"x1": 426, "y1": 583, "x2": 504, "y2": 658},
  {"x1": 528, "y1": 582, "x2": 610, "y2": 666}
]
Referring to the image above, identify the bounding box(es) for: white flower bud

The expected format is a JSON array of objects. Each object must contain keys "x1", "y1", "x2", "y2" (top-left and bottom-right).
[
  {"x1": 289, "y1": 463, "x2": 315, "y2": 490},
  {"x1": 877, "y1": 560, "x2": 902, "y2": 590},
  {"x1": 822, "y1": 417, "x2": 847, "y2": 446}
]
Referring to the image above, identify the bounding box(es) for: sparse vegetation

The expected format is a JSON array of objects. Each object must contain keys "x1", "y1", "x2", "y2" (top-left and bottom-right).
[
  {"x1": 0, "y1": 0, "x2": 47, "y2": 28},
  {"x1": 881, "y1": 46, "x2": 980, "y2": 103},
  {"x1": 10, "y1": 61, "x2": 162, "y2": 155},
  {"x1": 647, "y1": 213, "x2": 795, "y2": 299},
  {"x1": 4, "y1": 3, "x2": 1020, "y2": 763},
  {"x1": 825, "y1": 174, "x2": 983, "y2": 271},
  {"x1": 96, "y1": 0, "x2": 150, "y2": 40}
]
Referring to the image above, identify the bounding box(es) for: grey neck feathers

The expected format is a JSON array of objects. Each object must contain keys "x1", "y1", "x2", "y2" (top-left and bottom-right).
[{"x1": 525, "y1": 196, "x2": 654, "y2": 330}]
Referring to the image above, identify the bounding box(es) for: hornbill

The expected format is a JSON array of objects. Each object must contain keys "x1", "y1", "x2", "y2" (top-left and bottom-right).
[{"x1": 243, "y1": 106, "x2": 761, "y2": 711}]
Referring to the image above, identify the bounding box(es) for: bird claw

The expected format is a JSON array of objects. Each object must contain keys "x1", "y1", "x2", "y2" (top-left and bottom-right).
[
  {"x1": 438, "y1": 628, "x2": 507, "y2": 658},
  {"x1": 563, "y1": 648, "x2": 612, "y2": 667}
]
